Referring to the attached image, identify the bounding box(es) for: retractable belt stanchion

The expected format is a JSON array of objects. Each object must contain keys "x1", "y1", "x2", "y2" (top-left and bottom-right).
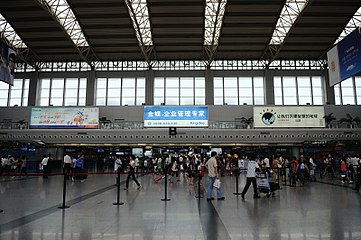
[
  {"x1": 113, "y1": 170, "x2": 124, "y2": 206},
  {"x1": 233, "y1": 169, "x2": 242, "y2": 195},
  {"x1": 195, "y1": 170, "x2": 203, "y2": 199},
  {"x1": 277, "y1": 168, "x2": 281, "y2": 189},
  {"x1": 283, "y1": 166, "x2": 287, "y2": 186},
  {"x1": 58, "y1": 171, "x2": 70, "y2": 209},
  {"x1": 161, "y1": 169, "x2": 170, "y2": 201}
]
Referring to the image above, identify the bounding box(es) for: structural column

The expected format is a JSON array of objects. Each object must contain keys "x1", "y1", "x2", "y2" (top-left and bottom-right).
[
  {"x1": 145, "y1": 70, "x2": 154, "y2": 105},
  {"x1": 27, "y1": 71, "x2": 39, "y2": 106},
  {"x1": 264, "y1": 68, "x2": 274, "y2": 105},
  {"x1": 205, "y1": 69, "x2": 214, "y2": 105},
  {"x1": 86, "y1": 69, "x2": 96, "y2": 106},
  {"x1": 323, "y1": 68, "x2": 335, "y2": 105}
]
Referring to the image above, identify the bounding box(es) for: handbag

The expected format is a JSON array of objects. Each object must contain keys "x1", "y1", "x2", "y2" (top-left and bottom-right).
[{"x1": 213, "y1": 179, "x2": 221, "y2": 189}]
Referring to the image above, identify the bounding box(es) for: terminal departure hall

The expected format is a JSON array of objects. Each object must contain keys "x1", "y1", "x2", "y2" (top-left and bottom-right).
[{"x1": 1, "y1": 1, "x2": 361, "y2": 240}]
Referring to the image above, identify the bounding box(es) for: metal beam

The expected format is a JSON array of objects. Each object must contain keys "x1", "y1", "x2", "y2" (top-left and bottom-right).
[
  {"x1": 124, "y1": 0, "x2": 156, "y2": 68},
  {"x1": 261, "y1": 0, "x2": 312, "y2": 66},
  {"x1": 203, "y1": 0, "x2": 227, "y2": 67},
  {"x1": 35, "y1": 0, "x2": 100, "y2": 69},
  {"x1": 0, "y1": 14, "x2": 43, "y2": 70}
]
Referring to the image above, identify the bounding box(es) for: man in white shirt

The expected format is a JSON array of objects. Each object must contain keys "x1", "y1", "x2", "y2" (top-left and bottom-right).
[
  {"x1": 241, "y1": 158, "x2": 261, "y2": 199},
  {"x1": 114, "y1": 156, "x2": 122, "y2": 185},
  {"x1": 263, "y1": 157, "x2": 270, "y2": 169},
  {"x1": 63, "y1": 153, "x2": 72, "y2": 180},
  {"x1": 124, "y1": 157, "x2": 141, "y2": 190},
  {"x1": 41, "y1": 154, "x2": 49, "y2": 179},
  {"x1": 205, "y1": 151, "x2": 224, "y2": 201}
]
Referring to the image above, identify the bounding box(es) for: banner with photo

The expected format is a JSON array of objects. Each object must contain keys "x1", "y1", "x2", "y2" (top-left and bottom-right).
[
  {"x1": 253, "y1": 106, "x2": 325, "y2": 128},
  {"x1": 338, "y1": 28, "x2": 361, "y2": 81},
  {"x1": 30, "y1": 107, "x2": 99, "y2": 129},
  {"x1": 0, "y1": 42, "x2": 16, "y2": 86},
  {"x1": 144, "y1": 106, "x2": 208, "y2": 127},
  {"x1": 327, "y1": 45, "x2": 341, "y2": 87},
  {"x1": 327, "y1": 27, "x2": 361, "y2": 86}
]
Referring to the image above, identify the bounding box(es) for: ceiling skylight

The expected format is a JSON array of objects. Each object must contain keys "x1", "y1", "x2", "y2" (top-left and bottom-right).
[
  {"x1": 125, "y1": 0, "x2": 153, "y2": 46},
  {"x1": 335, "y1": 7, "x2": 361, "y2": 44},
  {"x1": 40, "y1": 0, "x2": 89, "y2": 47},
  {"x1": 270, "y1": 0, "x2": 309, "y2": 45},
  {"x1": 204, "y1": 0, "x2": 227, "y2": 46},
  {"x1": 0, "y1": 13, "x2": 27, "y2": 48}
]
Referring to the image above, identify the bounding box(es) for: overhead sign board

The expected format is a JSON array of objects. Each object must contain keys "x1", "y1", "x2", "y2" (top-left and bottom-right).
[
  {"x1": 327, "y1": 27, "x2": 361, "y2": 86},
  {"x1": 253, "y1": 106, "x2": 325, "y2": 128},
  {"x1": 338, "y1": 28, "x2": 361, "y2": 81},
  {"x1": 144, "y1": 106, "x2": 208, "y2": 127},
  {"x1": 30, "y1": 107, "x2": 99, "y2": 129}
]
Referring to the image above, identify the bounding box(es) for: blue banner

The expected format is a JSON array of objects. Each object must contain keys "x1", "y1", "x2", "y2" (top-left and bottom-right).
[
  {"x1": 144, "y1": 106, "x2": 208, "y2": 127},
  {"x1": 338, "y1": 28, "x2": 361, "y2": 81}
]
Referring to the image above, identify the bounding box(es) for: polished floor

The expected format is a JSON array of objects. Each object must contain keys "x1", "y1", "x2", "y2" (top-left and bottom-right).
[{"x1": 0, "y1": 172, "x2": 360, "y2": 240}]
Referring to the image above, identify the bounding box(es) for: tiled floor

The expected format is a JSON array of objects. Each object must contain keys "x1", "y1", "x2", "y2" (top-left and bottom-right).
[{"x1": 0, "y1": 172, "x2": 360, "y2": 240}]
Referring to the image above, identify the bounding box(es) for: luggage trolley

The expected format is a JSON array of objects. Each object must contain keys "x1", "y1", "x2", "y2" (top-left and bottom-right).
[{"x1": 256, "y1": 172, "x2": 279, "y2": 198}]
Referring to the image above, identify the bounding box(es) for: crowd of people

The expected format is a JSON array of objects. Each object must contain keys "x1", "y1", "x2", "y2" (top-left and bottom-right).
[
  {"x1": 1, "y1": 150, "x2": 360, "y2": 195},
  {"x1": 0, "y1": 155, "x2": 27, "y2": 175}
]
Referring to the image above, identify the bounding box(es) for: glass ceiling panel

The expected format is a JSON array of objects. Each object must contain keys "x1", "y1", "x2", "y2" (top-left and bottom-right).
[
  {"x1": 335, "y1": 7, "x2": 361, "y2": 44},
  {"x1": 270, "y1": 0, "x2": 308, "y2": 45},
  {"x1": 125, "y1": 0, "x2": 153, "y2": 46},
  {"x1": 0, "y1": 13, "x2": 27, "y2": 48},
  {"x1": 42, "y1": 0, "x2": 89, "y2": 47},
  {"x1": 204, "y1": 0, "x2": 227, "y2": 46}
]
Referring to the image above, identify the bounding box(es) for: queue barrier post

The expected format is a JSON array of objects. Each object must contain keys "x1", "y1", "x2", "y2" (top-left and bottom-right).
[
  {"x1": 233, "y1": 169, "x2": 242, "y2": 195},
  {"x1": 58, "y1": 171, "x2": 70, "y2": 209},
  {"x1": 283, "y1": 166, "x2": 287, "y2": 186},
  {"x1": 161, "y1": 168, "x2": 170, "y2": 201},
  {"x1": 195, "y1": 170, "x2": 203, "y2": 199},
  {"x1": 113, "y1": 170, "x2": 124, "y2": 206},
  {"x1": 277, "y1": 167, "x2": 282, "y2": 190}
]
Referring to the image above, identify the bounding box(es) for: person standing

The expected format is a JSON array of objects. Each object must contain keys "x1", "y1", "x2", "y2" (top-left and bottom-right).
[
  {"x1": 134, "y1": 156, "x2": 140, "y2": 174},
  {"x1": 205, "y1": 151, "x2": 224, "y2": 201},
  {"x1": 352, "y1": 159, "x2": 361, "y2": 192},
  {"x1": 19, "y1": 155, "x2": 27, "y2": 175},
  {"x1": 241, "y1": 157, "x2": 261, "y2": 200},
  {"x1": 63, "y1": 153, "x2": 72, "y2": 180},
  {"x1": 74, "y1": 155, "x2": 86, "y2": 182},
  {"x1": 124, "y1": 156, "x2": 141, "y2": 190},
  {"x1": 41, "y1": 154, "x2": 49, "y2": 179},
  {"x1": 114, "y1": 156, "x2": 122, "y2": 185},
  {"x1": 297, "y1": 155, "x2": 309, "y2": 187}
]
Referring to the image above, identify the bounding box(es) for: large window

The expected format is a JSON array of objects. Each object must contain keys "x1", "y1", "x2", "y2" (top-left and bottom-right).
[
  {"x1": 214, "y1": 76, "x2": 264, "y2": 105},
  {"x1": 154, "y1": 77, "x2": 205, "y2": 105},
  {"x1": 95, "y1": 77, "x2": 145, "y2": 106},
  {"x1": 38, "y1": 78, "x2": 86, "y2": 106},
  {"x1": 274, "y1": 76, "x2": 323, "y2": 105},
  {"x1": 334, "y1": 76, "x2": 361, "y2": 105},
  {"x1": 0, "y1": 79, "x2": 29, "y2": 107}
]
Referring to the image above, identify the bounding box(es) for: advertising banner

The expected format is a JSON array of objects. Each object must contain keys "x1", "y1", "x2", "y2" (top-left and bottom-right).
[
  {"x1": 0, "y1": 43, "x2": 16, "y2": 86},
  {"x1": 30, "y1": 107, "x2": 99, "y2": 129},
  {"x1": 338, "y1": 28, "x2": 361, "y2": 81},
  {"x1": 327, "y1": 45, "x2": 341, "y2": 87},
  {"x1": 144, "y1": 106, "x2": 208, "y2": 127},
  {"x1": 253, "y1": 106, "x2": 325, "y2": 128}
]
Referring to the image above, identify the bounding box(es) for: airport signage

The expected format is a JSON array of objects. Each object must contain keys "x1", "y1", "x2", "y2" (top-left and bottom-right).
[
  {"x1": 253, "y1": 106, "x2": 325, "y2": 128},
  {"x1": 144, "y1": 106, "x2": 208, "y2": 127},
  {"x1": 30, "y1": 107, "x2": 99, "y2": 129},
  {"x1": 327, "y1": 27, "x2": 361, "y2": 86}
]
